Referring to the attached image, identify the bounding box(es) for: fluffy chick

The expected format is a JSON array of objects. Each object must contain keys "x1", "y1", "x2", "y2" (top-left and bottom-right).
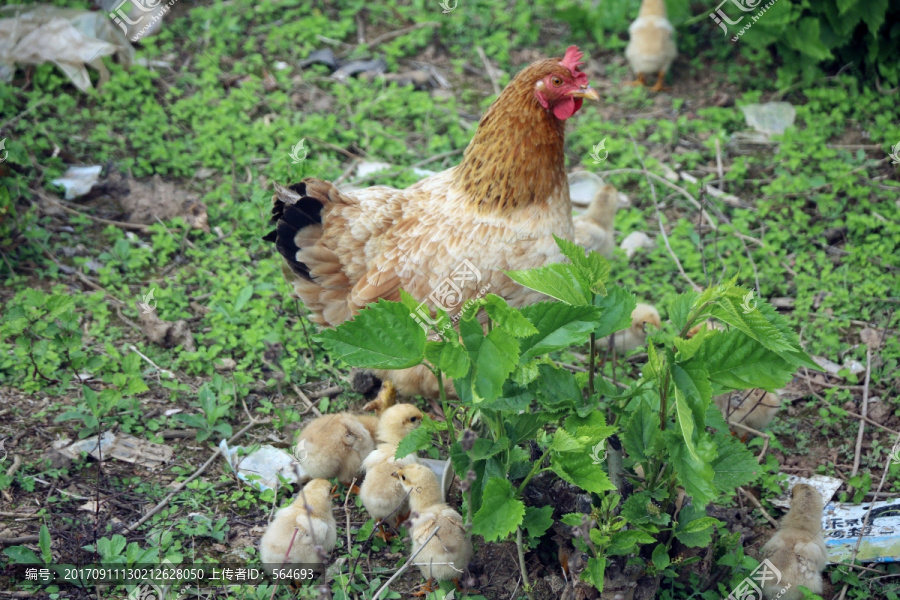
[
  {"x1": 392, "y1": 464, "x2": 473, "y2": 594},
  {"x1": 760, "y1": 484, "x2": 828, "y2": 600},
  {"x1": 295, "y1": 413, "x2": 375, "y2": 487},
  {"x1": 625, "y1": 0, "x2": 678, "y2": 92},
  {"x1": 599, "y1": 303, "x2": 661, "y2": 353},
  {"x1": 715, "y1": 388, "x2": 780, "y2": 436},
  {"x1": 574, "y1": 183, "x2": 621, "y2": 257},
  {"x1": 259, "y1": 478, "x2": 336, "y2": 571},
  {"x1": 360, "y1": 403, "x2": 424, "y2": 539}
]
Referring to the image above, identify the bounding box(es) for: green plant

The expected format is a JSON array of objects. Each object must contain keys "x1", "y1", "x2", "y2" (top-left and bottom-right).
[
  {"x1": 174, "y1": 381, "x2": 234, "y2": 441},
  {"x1": 316, "y1": 237, "x2": 816, "y2": 593}
]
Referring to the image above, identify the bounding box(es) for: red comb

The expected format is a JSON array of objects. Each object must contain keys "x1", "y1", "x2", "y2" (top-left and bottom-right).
[{"x1": 560, "y1": 45, "x2": 588, "y2": 86}]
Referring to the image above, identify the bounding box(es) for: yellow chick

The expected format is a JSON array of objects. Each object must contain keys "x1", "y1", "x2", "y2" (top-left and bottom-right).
[
  {"x1": 392, "y1": 464, "x2": 473, "y2": 595},
  {"x1": 760, "y1": 484, "x2": 828, "y2": 600},
  {"x1": 294, "y1": 413, "x2": 375, "y2": 487},
  {"x1": 574, "y1": 183, "x2": 621, "y2": 258},
  {"x1": 259, "y1": 478, "x2": 336, "y2": 571},
  {"x1": 625, "y1": 0, "x2": 678, "y2": 92},
  {"x1": 599, "y1": 303, "x2": 661, "y2": 354},
  {"x1": 715, "y1": 388, "x2": 780, "y2": 437},
  {"x1": 360, "y1": 403, "x2": 424, "y2": 540}
]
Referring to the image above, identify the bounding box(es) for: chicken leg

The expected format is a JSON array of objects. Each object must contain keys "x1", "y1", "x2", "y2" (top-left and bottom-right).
[
  {"x1": 412, "y1": 578, "x2": 438, "y2": 597},
  {"x1": 628, "y1": 73, "x2": 647, "y2": 87},
  {"x1": 650, "y1": 70, "x2": 669, "y2": 92}
]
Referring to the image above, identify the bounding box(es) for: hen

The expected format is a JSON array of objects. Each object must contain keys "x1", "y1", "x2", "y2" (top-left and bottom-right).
[
  {"x1": 266, "y1": 47, "x2": 599, "y2": 398},
  {"x1": 625, "y1": 0, "x2": 677, "y2": 92}
]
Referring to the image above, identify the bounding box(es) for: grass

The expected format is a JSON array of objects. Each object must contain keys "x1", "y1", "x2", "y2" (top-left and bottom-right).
[{"x1": 0, "y1": 0, "x2": 899, "y2": 599}]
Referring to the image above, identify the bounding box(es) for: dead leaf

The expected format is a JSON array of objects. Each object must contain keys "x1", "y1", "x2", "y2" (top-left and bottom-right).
[
  {"x1": 137, "y1": 303, "x2": 196, "y2": 352},
  {"x1": 859, "y1": 327, "x2": 883, "y2": 351}
]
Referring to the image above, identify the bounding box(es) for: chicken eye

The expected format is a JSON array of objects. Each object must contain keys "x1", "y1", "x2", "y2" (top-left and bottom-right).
[
  {"x1": 551, "y1": 76, "x2": 562, "y2": 87},
  {"x1": 401, "y1": 475, "x2": 406, "y2": 481},
  {"x1": 409, "y1": 416, "x2": 419, "y2": 422}
]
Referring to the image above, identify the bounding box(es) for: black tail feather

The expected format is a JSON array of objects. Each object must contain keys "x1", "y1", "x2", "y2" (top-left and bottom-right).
[{"x1": 264, "y1": 180, "x2": 326, "y2": 280}]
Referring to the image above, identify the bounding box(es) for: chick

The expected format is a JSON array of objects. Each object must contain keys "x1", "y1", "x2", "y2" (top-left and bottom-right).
[
  {"x1": 625, "y1": 0, "x2": 678, "y2": 92},
  {"x1": 715, "y1": 388, "x2": 780, "y2": 437},
  {"x1": 259, "y1": 478, "x2": 336, "y2": 571},
  {"x1": 599, "y1": 303, "x2": 661, "y2": 354},
  {"x1": 760, "y1": 484, "x2": 828, "y2": 600},
  {"x1": 294, "y1": 413, "x2": 375, "y2": 488},
  {"x1": 574, "y1": 183, "x2": 621, "y2": 258},
  {"x1": 392, "y1": 464, "x2": 473, "y2": 595},
  {"x1": 360, "y1": 403, "x2": 424, "y2": 540}
]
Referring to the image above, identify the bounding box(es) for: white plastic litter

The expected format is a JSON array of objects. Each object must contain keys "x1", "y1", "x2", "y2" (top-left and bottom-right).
[
  {"x1": 568, "y1": 171, "x2": 605, "y2": 207},
  {"x1": 0, "y1": 5, "x2": 133, "y2": 92},
  {"x1": 51, "y1": 165, "x2": 102, "y2": 199},
  {"x1": 619, "y1": 231, "x2": 655, "y2": 259},
  {"x1": 740, "y1": 102, "x2": 796, "y2": 136},
  {"x1": 218, "y1": 440, "x2": 301, "y2": 492}
]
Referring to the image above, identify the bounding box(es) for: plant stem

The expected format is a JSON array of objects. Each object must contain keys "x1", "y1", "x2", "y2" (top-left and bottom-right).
[
  {"x1": 436, "y1": 370, "x2": 457, "y2": 448},
  {"x1": 517, "y1": 446, "x2": 551, "y2": 496},
  {"x1": 588, "y1": 333, "x2": 596, "y2": 397},
  {"x1": 516, "y1": 527, "x2": 535, "y2": 600}
]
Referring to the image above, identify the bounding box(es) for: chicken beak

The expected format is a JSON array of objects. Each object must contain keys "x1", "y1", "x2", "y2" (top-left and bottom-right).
[
  {"x1": 569, "y1": 85, "x2": 600, "y2": 101},
  {"x1": 390, "y1": 471, "x2": 399, "y2": 479}
]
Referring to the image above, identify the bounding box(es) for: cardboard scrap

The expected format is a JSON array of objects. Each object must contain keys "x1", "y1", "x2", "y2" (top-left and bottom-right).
[
  {"x1": 823, "y1": 498, "x2": 900, "y2": 563},
  {"x1": 58, "y1": 432, "x2": 172, "y2": 468},
  {"x1": 771, "y1": 474, "x2": 843, "y2": 509}
]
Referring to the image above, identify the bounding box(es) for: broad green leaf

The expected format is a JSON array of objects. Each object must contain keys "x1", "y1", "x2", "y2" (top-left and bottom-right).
[
  {"x1": 424, "y1": 340, "x2": 470, "y2": 379},
  {"x1": 651, "y1": 544, "x2": 670, "y2": 569},
  {"x1": 608, "y1": 529, "x2": 657, "y2": 556},
  {"x1": 533, "y1": 364, "x2": 582, "y2": 412},
  {"x1": 668, "y1": 291, "x2": 698, "y2": 334},
  {"x1": 711, "y1": 431, "x2": 762, "y2": 493},
  {"x1": 551, "y1": 424, "x2": 616, "y2": 496},
  {"x1": 2, "y1": 546, "x2": 40, "y2": 564},
  {"x1": 675, "y1": 509, "x2": 719, "y2": 548},
  {"x1": 506, "y1": 262, "x2": 591, "y2": 306},
  {"x1": 671, "y1": 364, "x2": 712, "y2": 462},
  {"x1": 522, "y1": 505, "x2": 554, "y2": 539},
  {"x1": 39, "y1": 524, "x2": 51, "y2": 564},
  {"x1": 554, "y1": 235, "x2": 611, "y2": 295},
  {"x1": 460, "y1": 315, "x2": 519, "y2": 403},
  {"x1": 316, "y1": 299, "x2": 426, "y2": 369},
  {"x1": 858, "y1": 0, "x2": 887, "y2": 36},
  {"x1": 621, "y1": 492, "x2": 670, "y2": 528},
  {"x1": 518, "y1": 302, "x2": 601, "y2": 360},
  {"x1": 233, "y1": 284, "x2": 254, "y2": 312},
  {"x1": 621, "y1": 400, "x2": 660, "y2": 463},
  {"x1": 504, "y1": 413, "x2": 549, "y2": 446},
  {"x1": 472, "y1": 478, "x2": 525, "y2": 542},
  {"x1": 481, "y1": 295, "x2": 538, "y2": 337},
  {"x1": 664, "y1": 430, "x2": 717, "y2": 507},
  {"x1": 395, "y1": 424, "x2": 434, "y2": 460},
  {"x1": 582, "y1": 556, "x2": 606, "y2": 591},
  {"x1": 592, "y1": 285, "x2": 637, "y2": 339},
  {"x1": 836, "y1": 0, "x2": 856, "y2": 14},
  {"x1": 709, "y1": 288, "x2": 792, "y2": 353},
  {"x1": 684, "y1": 329, "x2": 799, "y2": 391}
]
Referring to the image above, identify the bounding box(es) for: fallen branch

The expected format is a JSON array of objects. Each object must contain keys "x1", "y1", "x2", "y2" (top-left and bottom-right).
[
  {"x1": 122, "y1": 417, "x2": 269, "y2": 534},
  {"x1": 738, "y1": 487, "x2": 778, "y2": 527},
  {"x1": 371, "y1": 526, "x2": 441, "y2": 600},
  {"x1": 850, "y1": 348, "x2": 871, "y2": 478}
]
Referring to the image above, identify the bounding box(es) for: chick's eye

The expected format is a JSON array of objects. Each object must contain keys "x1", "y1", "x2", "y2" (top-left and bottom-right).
[
  {"x1": 410, "y1": 417, "x2": 419, "y2": 422},
  {"x1": 401, "y1": 475, "x2": 406, "y2": 481},
  {"x1": 551, "y1": 76, "x2": 562, "y2": 87}
]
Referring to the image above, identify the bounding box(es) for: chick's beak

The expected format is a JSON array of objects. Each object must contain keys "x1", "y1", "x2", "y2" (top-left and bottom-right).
[
  {"x1": 390, "y1": 471, "x2": 399, "y2": 479},
  {"x1": 569, "y1": 85, "x2": 600, "y2": 101}
]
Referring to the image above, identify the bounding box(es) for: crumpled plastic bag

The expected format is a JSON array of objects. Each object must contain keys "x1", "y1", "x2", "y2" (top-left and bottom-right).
[
  {"x1": 740, "y1": 101, "x2": 796, "y2": 136},
  {"x1": 51, "y1": 165, "x2": 102, "y2": 199},
  {"x1": 0, "y1": 5, "x2": 133, "y2": 92}
]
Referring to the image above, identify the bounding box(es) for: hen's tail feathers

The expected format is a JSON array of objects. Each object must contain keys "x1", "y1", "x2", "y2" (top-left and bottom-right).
[{"x1": 263, "y1": 181, "x2": 327, "y2": 280}]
